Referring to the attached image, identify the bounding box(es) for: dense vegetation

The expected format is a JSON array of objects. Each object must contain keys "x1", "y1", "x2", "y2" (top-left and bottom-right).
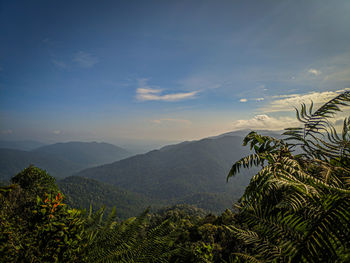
[
  {"x1": 58, "y1": 176, "x2": 162, "y2": 219},
  {"x1": 75, "y1": 135, "x2": 255, "y2": 212},
  {"x1": 1, "y1": 91, "x2": 349, "y2": 262}
]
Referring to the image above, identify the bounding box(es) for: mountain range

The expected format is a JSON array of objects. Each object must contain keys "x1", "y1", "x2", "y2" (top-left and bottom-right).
[
  {"x1": 1, "y1": 130, "x2": 280, "y2": 214},
  {"x1": 75, "y1": 134, "x2": 260, "y2": 212},
  {"x1": 0, "y1": 140, "x2": 46, "y2": 151},
  {"x1": 0, "y1": 141, "x2": 130, "y2": 181}
]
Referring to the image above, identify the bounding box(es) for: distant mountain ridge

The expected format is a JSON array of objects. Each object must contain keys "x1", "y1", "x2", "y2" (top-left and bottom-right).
[
  {"x1": 0, "y1": 140, "x2": 46, "y2": 151},
  {"x1": 75, "y1": 134, "x2": 257, "y2": 212},
  {"x1": 0, "y1": 148, "x2": 83, "y2": 180},
  {"x1": 0, "y1": 141, "x2": 130, "y2": 181},
  {"x1": 33, "y1": 141, "x2": 130, "y2": 167},
  {"x1": 1, "y1": 130, "x2": 265, "y2": 213}
]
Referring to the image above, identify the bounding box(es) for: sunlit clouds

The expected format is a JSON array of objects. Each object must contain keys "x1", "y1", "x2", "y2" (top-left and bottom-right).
[
  {"x1": 261, "y1": 90, "x2": 350, "y2": 113},
  {"x1": 136, "y1": 79, "x2": 198, "y2": 102},
  {"x1": 308, "y1": 68, "x2": 321, "y2": 76},
  {"x1": 232, "y1": 115, "x2": 299, "y2": 131}
]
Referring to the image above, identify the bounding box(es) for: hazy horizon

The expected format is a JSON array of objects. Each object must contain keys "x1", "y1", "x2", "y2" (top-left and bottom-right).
[{"x1": 1, "y1": 0, "x2": 350, "y2": 143}]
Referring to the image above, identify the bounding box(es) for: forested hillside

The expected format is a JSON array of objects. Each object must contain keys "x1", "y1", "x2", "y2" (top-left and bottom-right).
[
  {"x1": 58, "y1": 176, "x2": 161, "y2": 219},
  {"x1": 76, "y1": 135, "x2": 256, "y2": 212}
]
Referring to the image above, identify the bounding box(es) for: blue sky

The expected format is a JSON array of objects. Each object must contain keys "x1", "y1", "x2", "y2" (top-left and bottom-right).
[{"x1": 1, "y1": 0, "x2": 350, "y2": 145}]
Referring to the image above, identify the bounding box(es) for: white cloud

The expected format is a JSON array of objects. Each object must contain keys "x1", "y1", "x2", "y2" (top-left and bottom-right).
[
  {"x1": 262, "y1": 90, "x2": 347, "y2": 113},
  {"x1": 136, "y1": 88, "x2": 197, "y2": 101},
  {"x1": 73, "y1": 51, "x2": 98, "y2": 68},
  {"x1": 232, "y1": 115, "x2": 299, "y2": 131},
  {"x1": 151, "y1": 118, "x2": 191, "y2": 125},
  {"x1": 239, "y1": 98, "x2": 248, "y2": 102},
  {"x1": 136, "y1": 79, "x2": 198, "y2": 102},
  {"x1": 52, "y1": 130, "x2": 61, "y2": 135},
  {"x1": 256, "y1": 97, "x2": 264, "y2": 101},
  {"x1": 308, "y1": 68, "x2": 321, "y2": 76},
  {"x1": 137, "y1": 87, "x2": 162, "y2": 95}
]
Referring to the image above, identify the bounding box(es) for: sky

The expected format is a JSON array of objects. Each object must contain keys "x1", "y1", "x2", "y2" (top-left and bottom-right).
[{"x1": 1, "y1": 0, "x2": 350, "y2": 146}]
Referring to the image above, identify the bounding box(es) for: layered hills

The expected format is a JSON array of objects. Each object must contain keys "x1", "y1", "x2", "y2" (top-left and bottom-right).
[
  {"x1": 1, "y1": 130, "x2": 276, "y2": 213},
  {"x1": 0, "y1": 140, "x2": 46, "y2": 151},
  {"x1": 0, "y1": 141, "x2": 130, "y2": 181},
  {"x1": 75, "y1": 135, "x2": 257, "y2": 212}
]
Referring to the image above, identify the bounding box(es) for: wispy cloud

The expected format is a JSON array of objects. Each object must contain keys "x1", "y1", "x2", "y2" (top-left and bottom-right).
[
  {"x1": 239, "y1": 98, "x2": 247, "y2": 102},
  {"x1": 262, "y1": 90, "x2": 349, "y2": 113},
  {"x1": 73, "y1": 51, "x2": 99, "y2": 68},
  {"x1": 51, "y1": 51, "x2": 98, "y2": 69},
  {"x1": 256, "y1": 97, "x2": 264, "y2": 101},
  {"x1": 232, "y1": 115, "x2": 299, "y2": 130},
  {"x1": 52, "y1": 59, "x2": 68, "y2": 69},
  {"x1": 136, "y1": 79, "x2": 198, "y2": 102},
  {"x1": 52, "y1": 130, "x2": 61, "y2": 135},
  {"x1": 308, "y1": 68, "x2": 321, "y2": 76},
  {"x1": 151, "y1": 118, "x2": 191, "y2": 125}
]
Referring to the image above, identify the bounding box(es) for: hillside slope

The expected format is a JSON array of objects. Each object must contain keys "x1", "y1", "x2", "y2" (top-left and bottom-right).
[
  {"x1": 0, "y1": 142, "x2": 131, "y2": 181},
  {"x1": 75, "y1": 135, "x2": 256, "y2": 212},
  {"x1": 33, "y1": 141, "x2": 130, "y2": 166},
  {"x1": 0, "y1": 148, "x2": 84, "y2": 181},
  {"x1": 58, "y1": 176, "x2": 156, "y2": 219},
  {"x1": 0, "y1": 140, "x2": 45, "y2": 151}
]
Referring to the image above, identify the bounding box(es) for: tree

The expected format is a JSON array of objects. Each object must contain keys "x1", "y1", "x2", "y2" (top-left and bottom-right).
[
  {"x1": 0, "y1": 167, "x2": 86, "y2": 262},
  {"x1": 11, "y1": 165, "x2": 60, "y2": 197},
  {"x1": 227, "y1": 91, "x2": 350, "y2": 262}
]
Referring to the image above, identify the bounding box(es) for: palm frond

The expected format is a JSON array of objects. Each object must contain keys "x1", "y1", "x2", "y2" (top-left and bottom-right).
[{"x1": 227, "y1": 91, "x2": 350, "y2": 262}]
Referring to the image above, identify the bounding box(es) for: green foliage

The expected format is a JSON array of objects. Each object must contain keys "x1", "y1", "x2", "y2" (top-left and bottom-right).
[
  {"x1": 149, "y1": 206, "x2": 240, "y2": 263},
  {"x1": 11, "y1": 165, "x2": 60, "y2": 196},
  {"x1": 58, "y1": 176, "x2": 155, "y2": 220},
  {"x1": 0, "y1": 168, "x2": 87, "y2": 262},
  {"x1": 82, "y1": 207, "x2": 181, "y2": 263},
  {"x1": 0, "y1": 167, "x2": 184, "y2": 263},
  {"x1": 21, "y1": 193, "x2": 87, "y2": 262},
  {"x1": 227, "y1": 91, "x2": 350, "y2": 262}
]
